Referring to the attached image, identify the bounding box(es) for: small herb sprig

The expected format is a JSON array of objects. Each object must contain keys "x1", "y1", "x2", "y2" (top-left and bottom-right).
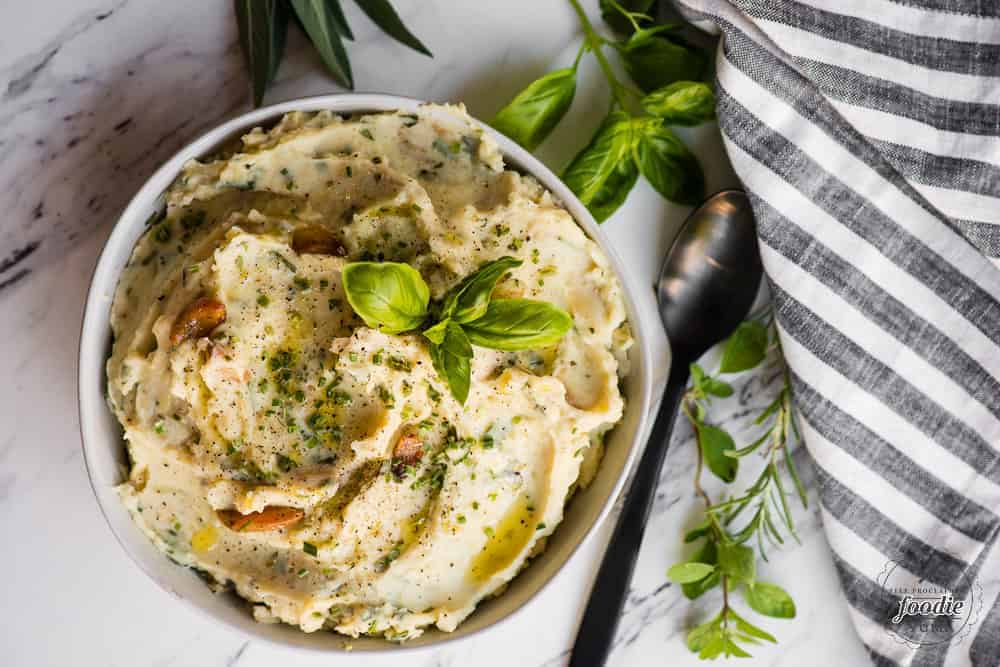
[
  {"x1": 234, "y1": 0, "x2": 432, "y2": 107},
  {"x1": 491, "y1": 0, "x2": 715, "y2": 222},
  {"x1": 667, "y1": 317, "x2": 807, "y2": 659},
  {"x1": 341, "y1": 258, "x2": 572, "y2": 404}
]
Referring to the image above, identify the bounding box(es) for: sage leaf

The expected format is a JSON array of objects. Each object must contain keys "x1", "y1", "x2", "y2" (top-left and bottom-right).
[
  {"x1": 342, "y1": 261, "x2": 429, "y2": 333},
  {"x1": 290, "y1": 0, "x2": 353, "y2": 88},
  {"x1": 744, "y1": 581, "x2": 796, "y2": 619},
  {"x1": 492, "y1": 68, "x2": 577, "y2": 151},
  {"x1": 619, "y1": 27, "x2": 707, "y2": 93},
  {"x1": 682, "y1": 540, "x2": 721, "y2": 599},
  {"x1": 462, "y1": 299, "x2": 572, "y2": 352},
  {"x1": 599, "y1": 0, "x2": 655, "y2": 35},
  {"x1": 730, "y1": 608, "x2": 778, "y2": 642},
  {"x1": 562, "y1": 110, "x2": 639, "y2": 222},
  {"x1": 717, "y1": 541, "x2": 755, "y2": 584},
  {"x1": 430, "y1": 321, "x2": 472, "y2": 404},
  {"x1": 441, "y1": 256, "x2": 522, "y2": 323},
  {"x1": 667, "y1": 561, "x2": 716, "y2": 584},
  {"x1": 353, "y1": 0, "x2": 432, "y2": 56},
  {"x1": 636, "y1": 121, "x2": 705, "y2": 205},
  {"x1": 641, "y1": 81, "x2": 715, "y2": 126},
  {"x1": 695, "y1": 422, "x2": 738, "y2": 483},
  {"x1": 234, "y1": 0, "x2": 290, "y2": 107},
  {"x1": 719, "y1": 320, "x2": 768, "y2": 373}
]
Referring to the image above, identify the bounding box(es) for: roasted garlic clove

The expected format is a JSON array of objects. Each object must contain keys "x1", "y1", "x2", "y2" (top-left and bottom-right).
[
  {"x1": 216, "y1": 506, "x2": 304, "y2": 532},
  {"x1": 170, "y1": 297, "x2": 226, "y2": 346}
]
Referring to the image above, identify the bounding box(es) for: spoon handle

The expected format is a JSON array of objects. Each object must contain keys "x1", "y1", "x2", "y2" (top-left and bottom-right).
[{"x1": 569, "y1": 355, "x2": 692, "y2": 667}]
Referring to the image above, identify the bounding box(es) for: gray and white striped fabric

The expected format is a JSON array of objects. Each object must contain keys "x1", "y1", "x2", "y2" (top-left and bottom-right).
[{"x1": 673, "y1": 0, "x2": 1000, "y2": 664}]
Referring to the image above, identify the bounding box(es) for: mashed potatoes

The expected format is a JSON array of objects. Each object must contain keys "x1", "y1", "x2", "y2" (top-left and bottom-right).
[{"x1": 107, "y1": 106, "x2": 631, "y2": 640}]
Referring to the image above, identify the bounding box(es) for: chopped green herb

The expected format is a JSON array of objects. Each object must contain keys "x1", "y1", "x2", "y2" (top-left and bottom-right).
[
  {"x1": 257, "y1": 294, "x2": 270, "y2": 307},
  {"x1": 360, "y1": 128, "x2": 375, "y2": 141},
  {"x1": 303, "y1": 542, "x2": 318, "y2": 556}
]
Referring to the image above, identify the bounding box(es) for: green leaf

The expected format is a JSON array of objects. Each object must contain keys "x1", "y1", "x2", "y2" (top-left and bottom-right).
[
  {"x1": 704, "y1": 376, "x2": 733, "y2": 398},
  {"x1": 599, "y1": 0, "x2": 656, "y2": 35},
  {"x1": 562, "y1": 111, "x2": 639, "y2": 222},
  {"x1": 353, "y1": 0, "x2": 432, "y2": 56},
  {"x1": 619, "y1": 26, "x2": 708, "y2": 93},
  {"x1": 430, "y1": 321, "x2": 472, "y2": 404},
  {"x1": 290, "y1": 0, "x2": 354, "y2": 88},
  {"x1": 744, "y1": 581, "x2": 796, "y2": 618},
  {"x1": 422, "y1": 318, "x2": 449, "y2": 345},
  {"x1": 342, "y1": 261, "x2": 429, "y2": 333},
  {"x1": 635, "y1": 120, "x2": 705, "y2": 205},
  {"x1": 441, "y1": 256, "x2": 523, "y2": 323},
  {"x1": 463, "y1": 299, "x2": 572, "y2": 351},
  {"x1": 667, "y1": 561, "x2": 716, "y2": 584},
  {"x1": 641, "y1": 81, "x2": 716, "y2": 126},
  {"x1": 684, "y1": 520, "x2": 709, "y2": 543},
  {"x1": 327, "y1": 0, "x2": 354, "y2": 39},
  {"x1": 492, "y1": 68, "x2": 577, "y2": 151},
  {"x1": 720, "y1": 321, "x2": 769, "y2": 373},
  {"x1": 234, "y1": 0, "x2": 290, "y2": 107},
  {"x1": 695, "y1": 423, "x2": 738, "y2": 483},
  {"x1": 730, "y1": 608, "x2": 778, "y2": 642},
  {"x1": 717, "y1": 541, "x2": 755, "y2": 584},
  {"x1": 682, "y1": 540, "x2": 722, "y2": 599},
  {"x1": 686, "y1": 615, "x2": 721, "y2": 653}
]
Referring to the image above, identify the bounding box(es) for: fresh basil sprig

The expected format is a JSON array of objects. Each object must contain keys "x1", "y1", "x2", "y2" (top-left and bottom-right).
[
  {"x1": 494, "y1": 0, "x2": 714, "y2": 222},
  {"x1": 234, "y1": 0, "x2": 432, "y2": 106},
  {"x1": 340, "y1": 257, "x2": 573, "y2": 404}
]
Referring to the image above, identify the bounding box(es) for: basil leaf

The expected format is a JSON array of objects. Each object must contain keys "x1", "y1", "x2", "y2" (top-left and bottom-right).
[
  {"x1": 430, "y1": 321, "x2": 472, "y2": 404},
  {"x1": 667, "y1": 561, "x2": 716, "y2": 584},
  {"x1": 422, "y1": 318, "x2": 449, "y2": 345},
  {"x1": 619, "y1": 27, "x2": 707, "y2": 93},
  {"x1": 342, "y1": 261, "x2": 429, "y2": 333},
  {"x1": 353, "y1": 0, "x2": 432, "y2": 56},
  {"x1": 695, "y1": 422, "x2": 738, "y2": 482},
  {"x1": 717, "y1": 541, "x2": 755, "y2": 584},
  {"x1": 744, "y1": 582, "x2": 796, "y2": 619},
  {"x1": 441, "y1": 256, "x2": 523, "y2": 323},
  {"x1": 234, "y1": 0, "x2": 290, "y2": 107},
  {"x1": 682, "y1": 540, "x2": 721, "y2": 599},
  {"x1": 290, "y1": 0, "x2": 353, "y2": 88},
  {"x1": 562, "y1": 110, "x2": 639, "y2": 222},
  {"x1": 636, "y1": 121, "x2": 705, "y2": 205},
  {"x1": 492, "y1": 68, "x2": 577, "y2": 151},
  {"x1": 641, "y1": 81, "x2": 715, "y2": 126},
  {"x1": 719, "y1": 320, "x2": 768, "y2": 373},
  {"x1": 599, "y1": 0, "x2": 655, "y2": 35},
  {"x1": 462, "y1": 299, "x2": 572, "y2": 351}
]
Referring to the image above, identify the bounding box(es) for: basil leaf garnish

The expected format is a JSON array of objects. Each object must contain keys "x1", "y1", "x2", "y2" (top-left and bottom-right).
[
  {"x1": 635, "y1": 121, "x2": 705, "y2": 205},
  {"x1": 492, "y1": 68, "x2": 577, "y2": 151},
  {"x1": 429, "y1": 321, "x2": 472, "y2": 404},
  {"x1": 422, "y1": 318, "x2": 449, "y2": 345},
  {"x1": 463, "y1": 299, "x2": 572, "y2": 351},
  {"x1": 562, "y1": 110, "x2": 639, "y2": 222},
  {"x1": 441, "y1": 256, "x2": 522, "y2": 323},
  {"x1": 341, "y1": 261, "x2": 429, "y2": 333},
  {"x1": 289, "y1": 0, "x2": 353, "y2": 88},
  {"x1": 618, "y1": 27, "x2": 707, "y2": 93},
  {"x1": 641, "y1": 81, "x2": 715, "y2": 126},
  {"x1": 234, "y1": 0, "x2": 290, "y2": 107}
]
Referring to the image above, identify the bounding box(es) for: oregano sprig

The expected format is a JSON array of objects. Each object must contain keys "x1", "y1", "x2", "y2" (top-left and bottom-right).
[
  {"x1": 341, "y1": 257, "x2": 572, "y2": 404},
  {"x1": 667, "y1": 314, "x2": 807, "y2": 659}
]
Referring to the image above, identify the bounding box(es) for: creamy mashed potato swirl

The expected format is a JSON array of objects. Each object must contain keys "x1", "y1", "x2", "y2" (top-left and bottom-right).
[{"x1": 108, "y1": 106, "x2": 631, "y2": 640}]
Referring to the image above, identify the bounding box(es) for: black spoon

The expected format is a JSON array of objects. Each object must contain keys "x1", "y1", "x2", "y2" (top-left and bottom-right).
[{"x1": 570, "y1": 190, "x2": 762, "y2": 666}]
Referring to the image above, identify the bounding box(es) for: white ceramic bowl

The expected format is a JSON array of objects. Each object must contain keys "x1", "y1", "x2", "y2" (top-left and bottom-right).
[{"x1": 78, "y1": 94, "x2": 655, "y2": 653}]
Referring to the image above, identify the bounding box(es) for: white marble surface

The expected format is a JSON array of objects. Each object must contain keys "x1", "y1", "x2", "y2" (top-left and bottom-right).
[{"x1": 0, "y1": 1, "x2": 868, "y2": 665}]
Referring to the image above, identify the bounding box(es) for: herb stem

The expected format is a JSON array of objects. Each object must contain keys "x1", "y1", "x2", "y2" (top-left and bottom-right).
[
  {"x1": 682, "y1": 398, "x2": 714, "y2": 508},
  {"x1": 567, "y1": 0, "x2": 630, "y2": 109}
]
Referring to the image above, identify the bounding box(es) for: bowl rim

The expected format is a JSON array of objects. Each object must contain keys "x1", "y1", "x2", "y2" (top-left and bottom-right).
[{"x1": 78, "y1": 93, "x2": 656, "y2": 655}]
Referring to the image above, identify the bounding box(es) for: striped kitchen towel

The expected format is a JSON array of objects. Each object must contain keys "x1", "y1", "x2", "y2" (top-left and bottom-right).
[{"x1": 672, "y1": 0, "x2": 1000, "y2": 664}]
